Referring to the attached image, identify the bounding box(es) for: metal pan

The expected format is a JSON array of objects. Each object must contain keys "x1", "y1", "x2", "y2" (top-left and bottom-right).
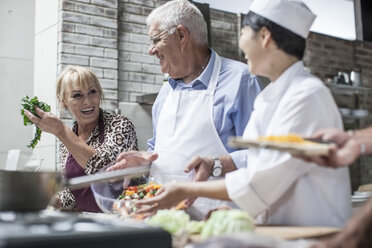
[{"x1": 0, "y1": 165, "x2": 150, "y2": 212}]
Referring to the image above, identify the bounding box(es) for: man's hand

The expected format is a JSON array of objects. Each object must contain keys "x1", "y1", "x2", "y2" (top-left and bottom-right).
[
  {"x1": 299, "y1": 128, "x2": 361, "y2": 168},
  {"x1": 311, "y1": 128, "x2": 350, "y2": 146},
  {"x1": 183, "y1": 156, "x2": 214, "y2": 206},
  {"x1": 106, "y1": 151, "x2": 158, "y2": 171},
  {"x1": 184, "y1": 156, "x2": 214, "y2": 181},
  {"x1": 305, "y1": 139, "x2": 361, "y2": 168}
]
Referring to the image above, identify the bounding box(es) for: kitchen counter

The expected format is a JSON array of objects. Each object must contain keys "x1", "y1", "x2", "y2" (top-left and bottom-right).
[{"x1": 78, "y1": 212, "x2": 340, "y2": 248}]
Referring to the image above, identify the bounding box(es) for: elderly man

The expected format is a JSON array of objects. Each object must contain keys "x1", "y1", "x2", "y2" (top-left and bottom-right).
[{"x1": 108, "y1": 0, "x2": 261, "y2": 218}]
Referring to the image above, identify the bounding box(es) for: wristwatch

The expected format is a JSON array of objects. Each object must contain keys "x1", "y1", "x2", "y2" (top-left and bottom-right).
[{"x1": 211, "y1": 156, "x2": 223, "y2": 177}]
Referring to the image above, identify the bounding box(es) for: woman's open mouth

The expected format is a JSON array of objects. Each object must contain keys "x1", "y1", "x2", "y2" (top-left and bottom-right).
[{"x1": 81, "y1": 107, "x2": 94, "y2": 114}]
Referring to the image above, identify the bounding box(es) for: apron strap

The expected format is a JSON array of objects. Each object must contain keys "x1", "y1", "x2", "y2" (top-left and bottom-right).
[{"x1": 206, "y1": 53, "x2": 222, "y2": 92}]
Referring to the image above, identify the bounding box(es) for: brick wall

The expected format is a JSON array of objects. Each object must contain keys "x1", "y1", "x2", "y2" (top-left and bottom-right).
[
  {"x1": 58, "y1": 0, "x2": 119, "y2": 112},
  {"x1": 304, "y1": 32, "x2": 372, "y2": 191},
  {"x1": 117, "y1": 0, "x2": 166, "y2": 103},
  {"x1": 209, "y1": 9, "x2": 240, "y2": 61}
]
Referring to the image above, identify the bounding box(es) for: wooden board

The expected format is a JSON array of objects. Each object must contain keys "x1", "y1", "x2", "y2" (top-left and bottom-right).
[
  {"x1": 229, "y1": 137, "x2": 331, "y2": 156},
  {"x1": 255, "y1": 226, "x2": 340, "y2": 240},
  {"x1": 189, "y1": 226, "x2": 340, "y2": 244}
]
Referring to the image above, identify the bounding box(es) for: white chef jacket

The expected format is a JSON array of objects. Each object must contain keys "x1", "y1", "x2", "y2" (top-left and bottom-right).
[{"x1": 225, "y1": 61, "x2": 351, "y2": 227}]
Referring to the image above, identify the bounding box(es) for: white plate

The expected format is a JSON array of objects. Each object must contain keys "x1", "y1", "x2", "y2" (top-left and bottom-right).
[{"x1": 229, "y1": 137, "x2": 331, "y2": 156}]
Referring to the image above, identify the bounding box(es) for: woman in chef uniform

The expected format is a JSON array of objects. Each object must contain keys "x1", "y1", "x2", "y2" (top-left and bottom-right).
[{"x1": 137, "y1": 0, "x2": 352, "y2": 227}]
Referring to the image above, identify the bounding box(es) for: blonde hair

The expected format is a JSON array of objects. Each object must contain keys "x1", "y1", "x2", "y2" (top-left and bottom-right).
[{"x1": 56, "y1": 66, "x2": 104, "y2": 109}]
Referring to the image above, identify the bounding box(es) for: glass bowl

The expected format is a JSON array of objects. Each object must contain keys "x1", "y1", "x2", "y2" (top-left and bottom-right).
[
  {"x1": 90, "y1": 167, "x2": 149, "y2": 214},
  {"x1": 91, "y1": 178, "x2": 125, "y2": 214}
]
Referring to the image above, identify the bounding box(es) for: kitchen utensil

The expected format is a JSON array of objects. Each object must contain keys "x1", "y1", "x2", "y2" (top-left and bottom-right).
[
  {"x1": 352, "y1": 109, "x2": 368, "y2": 117},
  {"x1": 91, "y1": 175, "x2": 127, "y2": 214},
  {"x1": 350, "y1": 69, "x2": 362, "y2": 87},
  {"x1": 91, "y1": 169, "x2": 152, "y2": 214},
  {"x1": 229, "y1": 137, "x2": 332, "y2": 156},
  {"x1": 336, "y1": 72, "x2": 345, "y2": 84},
  {"x1": 0, "y1": 210, "x2": 172, "y2": 248},
  {"x1": 0, "y1": 165, "x2": 150, "y2": 211}
]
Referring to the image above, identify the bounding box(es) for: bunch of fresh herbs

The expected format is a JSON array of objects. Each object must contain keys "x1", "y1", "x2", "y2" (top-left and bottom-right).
[{"x1": 20, "y1": 96, "x2": 51, "y2": 149}]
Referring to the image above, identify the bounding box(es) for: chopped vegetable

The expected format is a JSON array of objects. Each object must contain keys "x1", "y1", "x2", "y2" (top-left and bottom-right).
[
  {"x1": 146, "y1": 209, "x2": 190, "y2": 235},
  {"x1": 257, "y1": 134, "x2": 307, "y2": 143},
  {"x1": 186, "y1": 220, "x2": 205, "y2": 234},
  {"x1": 200, "y1": 209, "x2": 255, "y2": 238},
  {"x1": 117, "y1": 182, "x2": 162, "y2": 200},
  {"x1": 20, "y1": 96, "x2": 51, "y2": 149}
]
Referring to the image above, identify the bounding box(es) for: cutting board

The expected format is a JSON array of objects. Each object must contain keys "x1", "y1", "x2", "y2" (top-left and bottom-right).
[
  {"x1": 189, "y1": 226, "x2": 340, "y2": 244},
  {"x1": 255, "y1": 226, "x2": 340, "y2": 240}
]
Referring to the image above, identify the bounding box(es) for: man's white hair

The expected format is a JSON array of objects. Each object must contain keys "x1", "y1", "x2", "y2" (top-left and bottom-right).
[{"x1": 146, "y1": 0, "x2": 208, "y2": 45}]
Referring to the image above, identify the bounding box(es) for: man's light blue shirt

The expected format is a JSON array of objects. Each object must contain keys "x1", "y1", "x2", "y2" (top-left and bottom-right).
[{"x1": 148, "y1": 49, "x2": 262, "y2": 169}]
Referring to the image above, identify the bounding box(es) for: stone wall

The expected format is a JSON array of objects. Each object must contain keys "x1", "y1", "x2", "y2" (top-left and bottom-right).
[
  {"x1": 304, "y1": 32, "x2": 372, "y2": 191},
  {"x1": 209, "y1": 9, "x2": 241, "y2": 61},
  {"x1": 59, "y1": 0, "x2": 119, "y2": 112},
  {"x1": 117, "y1": 0, "x2": 165, "y2": 103}
]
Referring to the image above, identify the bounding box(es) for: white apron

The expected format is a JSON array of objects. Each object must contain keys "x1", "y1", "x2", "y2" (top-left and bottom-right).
[{"x1": 152, "y1": 54, "x2": 231, "y2": 220}]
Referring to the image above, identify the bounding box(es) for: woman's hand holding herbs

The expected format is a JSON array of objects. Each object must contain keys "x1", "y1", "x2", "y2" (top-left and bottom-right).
[{"x1": 21, "y1": 96, "x2": 64, "y2": 148}]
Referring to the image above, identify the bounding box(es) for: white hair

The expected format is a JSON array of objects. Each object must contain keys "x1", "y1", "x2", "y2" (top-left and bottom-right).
[{"x1": 146, "y1": 0, "x2": 208, "y2": 45}]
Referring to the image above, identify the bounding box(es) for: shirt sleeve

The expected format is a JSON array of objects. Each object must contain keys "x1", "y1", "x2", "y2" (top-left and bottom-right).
[
  {"x1": 226, "y1": 151, "x2": 313, "y2": 217},
  {"x1": 84, "y1": 116, "x2": 138, "y2": 175},
  {"x1": 227, "y1": 75, "x2": 261, "y2": 169},
  {"x1": 229, "y1": 149, "x2": 248, "y2": 169},
  {"x1": 232, "y1": 75, "x2": 262, "y2": 137},
  {"x1": 226, "y1": 84, "x2": 340, "y2": 217},
  {"x1": 57, "y1": 188, "x2": 76, "y2": 210}
]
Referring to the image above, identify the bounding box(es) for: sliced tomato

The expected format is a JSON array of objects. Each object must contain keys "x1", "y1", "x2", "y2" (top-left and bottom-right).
[
  {"x1": 127, "y1": 186, "x2": 138, "y2": 192},
  {"x1": 145, "y1": 186, "x2": 153, "y2": 193}
]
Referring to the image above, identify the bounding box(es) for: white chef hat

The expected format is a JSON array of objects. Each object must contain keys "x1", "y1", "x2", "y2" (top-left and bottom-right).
[{"x1": 249, "y1": 0, "x2": 316, "y2": 38}]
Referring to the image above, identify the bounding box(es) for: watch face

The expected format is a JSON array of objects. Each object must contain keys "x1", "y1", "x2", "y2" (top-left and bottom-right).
[{"x1": 212, "y1": 167, "x2": 222, "y2": 177}]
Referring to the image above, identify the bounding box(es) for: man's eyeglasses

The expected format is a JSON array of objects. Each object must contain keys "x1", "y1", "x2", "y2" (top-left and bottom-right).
[{"x1": 149, "y1": 26, "x2": 177, "y2": 47}]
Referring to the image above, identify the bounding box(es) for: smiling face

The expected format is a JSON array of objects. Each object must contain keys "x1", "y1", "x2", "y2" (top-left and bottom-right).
[
  {"x1": 63, "y1": 82, "x2": 101, "y2": 127},
  {"x1": 57, "y1": 66, "x2": 103, "y2": 128},
  {"x1": 148, "y1": 22, "x2": 184, "y2": 78},
  {"x1": 239, "y1": 26, "x2": 270, "y2": 76}
]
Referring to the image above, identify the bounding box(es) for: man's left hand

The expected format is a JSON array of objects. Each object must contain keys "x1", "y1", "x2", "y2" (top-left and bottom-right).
[{"x1": 183, "y1": 156, "x2": 214, "y2": 206}]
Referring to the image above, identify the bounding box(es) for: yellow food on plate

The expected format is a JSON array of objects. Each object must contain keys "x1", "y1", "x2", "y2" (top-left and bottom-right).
[{"x1": 257, "y1": 134, "x2": 309, "y2": 143}]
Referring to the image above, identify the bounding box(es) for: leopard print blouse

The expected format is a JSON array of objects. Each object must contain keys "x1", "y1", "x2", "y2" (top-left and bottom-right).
[{"x1": 57, "y1": 109, "x2": 138, "y2": 209}]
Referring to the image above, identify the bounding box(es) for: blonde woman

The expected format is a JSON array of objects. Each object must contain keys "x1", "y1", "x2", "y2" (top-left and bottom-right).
[{"x1": 25, "y1": 66, "x2": 138, "y2": 212}]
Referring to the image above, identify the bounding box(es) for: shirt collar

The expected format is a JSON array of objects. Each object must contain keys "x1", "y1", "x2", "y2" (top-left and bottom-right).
[
  {"x1": 168, "y1": 49, "x2": 216, "y2": 90},
  {"x1": 259, "y1": 61, "x2": 304, "y2": 102}
]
